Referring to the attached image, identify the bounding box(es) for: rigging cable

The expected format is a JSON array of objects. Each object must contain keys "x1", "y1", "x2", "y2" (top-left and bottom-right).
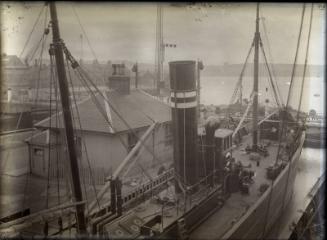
[
  {"x1": 260, "y1": 15, "x2": 284, "y2": 107},
  {"x1": 261, "y1": 4, "x2": 306, "y2": 237},
  {"x1": 227, "y1": 39, "x2": 254, "y2": 117},
  {"x1": 50, "y1": 52, "x2": 62, "y2": 205},
  {"x1": 76, "y1": 66, "x2": 158, "y2": 160},
  {"x1": 66, "y1": 57, "x2": 101, "y2": 210},
  {"x1": 74, "y1": 63, "x2": 157, "y2": 186},
  {"x1": 66, "y1": 63, "x2": 90, "y2": 212},
  {"x1": 275, "y1": 3, "x2": 306, "y2": 165},
  {"x1": 297, "y1": 4, "x2": 314, "y2": 121},
  {"x1": 0, "y1": 10, "x2": 48, "y2": 179},
  {"x1": 259, "y1": 38, "x2": 282, "y2": 108},
  {"x1": 22, "y1": 10, "x2": 50, "y2": 210},
  {"x1": 19, "y1": 4, "x2": 46, "y2": 59},
  {"x1": 71, "y1": 5, "x2": 98, "y2": 64},
  {"x1": 72, "y1": 67, "x2": 130, "y2": 151},
  {"x1": 46, "y1": 43, "x2": 53, "y2": 209},
  {"x1": 24, "y1": 34, "x2": 46, "y2": 66},
  {"x1": 183, "y1": 92, "x2": 187, "y2": 210},
  {"x1": 63, "y1": 45, "x2": 159, "y2": 159},
  {"x1": 63, "y1": 44, "x2": 164, "y2": 203},
  {"x1": 34, "y1": 8, "x2": 50, "y2": 108},
  {"x1": 279, "y1": 3, "x2": 315, "y2": 237},
  {"x1": 71, "y1": 4, "x2": 107, "y2": 86}
]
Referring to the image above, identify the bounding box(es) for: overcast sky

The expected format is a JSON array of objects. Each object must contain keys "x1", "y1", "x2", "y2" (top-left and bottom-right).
[{"x1": 1, "y1": 2, "x2": 326, "y2": 65}]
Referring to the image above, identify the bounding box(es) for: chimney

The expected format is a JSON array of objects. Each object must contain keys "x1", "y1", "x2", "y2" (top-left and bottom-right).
[
  {"x1": 108, "y1": 63, "x2": 130, "y2": 94},
  {"x1": 169, "y1": 60, "x2": 198, "y2": 193}
]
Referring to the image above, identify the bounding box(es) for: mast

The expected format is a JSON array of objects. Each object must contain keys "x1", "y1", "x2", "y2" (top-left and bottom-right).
[
  {"x1": 155, "y1": 3, "x2": 163, "y2": 95},
  {"x1": 49, "y1": 2, "x2": 87, "y2": 233},
  {"x1": 252, "y1": 3, "x2": 260, "y2": 151}
]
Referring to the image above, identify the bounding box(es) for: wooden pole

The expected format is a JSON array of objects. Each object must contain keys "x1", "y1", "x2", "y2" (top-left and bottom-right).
[
  {"x1": 252, "y1": 3, "x2": 260, "y2": 151},
  {"x1": 49, "y1": 2, "x2": 87, "y2": 234}
]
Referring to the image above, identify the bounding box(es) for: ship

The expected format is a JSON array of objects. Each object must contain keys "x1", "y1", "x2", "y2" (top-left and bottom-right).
[{"x1": 0, "y1": 2, "x2": 311, "y2": 239}]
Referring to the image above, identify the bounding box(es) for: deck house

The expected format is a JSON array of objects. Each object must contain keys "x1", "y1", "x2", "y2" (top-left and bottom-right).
[{"x1": 26, "y1": 64, "x2": 172, "y2": 184}]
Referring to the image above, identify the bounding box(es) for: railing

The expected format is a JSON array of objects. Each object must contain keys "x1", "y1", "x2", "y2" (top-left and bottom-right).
[
  {"x1": 90, "y1": 168, "x2": 175, "y2": 218},
  {"x1": 122, "y1": 168, "x2": 174, "y2": 206}
]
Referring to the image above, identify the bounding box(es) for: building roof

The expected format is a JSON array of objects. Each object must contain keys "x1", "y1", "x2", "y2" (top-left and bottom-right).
[
  {"x1": 1, "y1": 102, "x2": 50, "y2": 114},
  {"x1": 25, "y1": 129, "x2": 50, "y2": 145},
  {"x1": 2, "y1": 54, "x2": 27, "y2": 69},
  {"x1": 35, "y1": 89, "x2": 171, "y2": 134}
]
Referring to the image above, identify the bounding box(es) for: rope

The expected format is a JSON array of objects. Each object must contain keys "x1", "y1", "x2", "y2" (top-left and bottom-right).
[
  {"x1": 277, "y1": 3, "x2": 313, "y2": 235},
  {"x1": 34, "y1": 10, "x2": 49, "y2": 107},
  {"x1": 63, "y1": 45, "x2": 159, "y2": 159},
  {"x1": 275, "y1": 3, "x2": 306, "y2": 165},
  {"x1": 68, "y1": 67, "x2": 91, "y2": 215},
  {"x1": 41, "y1": 10, "x2": 50, "y2": 209},
  {"x1": 229, "y1": 40, "x2": 254, "y2": 107},
  {"x1": 46, "y1": 41, "x2": 54, "y2": 210},
  {"x1": 26, "y1": 7, "x2": 50, "y2": 66},
  {"x1": 66, "y1": 57, "x2": 101, "y2": 211},
  {"x1": 260, "y1": 15, "x2": 284, "y2": 107},
  {"x1": 19, "y1": 4, "x2": 46, "y2": 58},
  {"x1": 200, "y1": 134, "x2": 208, "y2": 186},
  {"x1": 22, "y1": 12, "x2": 50, "y2": 210},
  {"x1": 183, "y1": 93, "x2": 186, "y2": 188},
  {"x1": 76, "y1": 65, "x2": 158, "y2": 159},
  {"x1": 73, "y1": 67, "x2": 130, "y2": 151},
  {"x1": 71, "y1": 5, "x2": 98, "y2": 63},
  {"x1": 259, "y1": 37, "x2": 282, "y2": 108},
  {"x1": 24, "y1": 34, "x2": 44, "y2": 66},
  {"x1": 74, "y1": 64, "x2": 157, "y2": 185},
  {"x1": 62, "y1": 43, "x2": 165, "y2": 206},
  {"x1": 297, "y1": 3, "x2": 314, "y2": 121},
  {"x1": 261, "y1": 4, "x2": 306, "y2": 237},
  {"x1": 50, "y1": 53, "x2": 61, "y2": 205}
]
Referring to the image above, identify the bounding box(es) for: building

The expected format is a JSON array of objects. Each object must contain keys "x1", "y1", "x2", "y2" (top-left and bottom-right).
[
  {"x1": 1, "y1": 53, "x2": 27, "y2": 69},
  {"x1": 26, "y1": 64, "x2": 173, "y2": 184}
]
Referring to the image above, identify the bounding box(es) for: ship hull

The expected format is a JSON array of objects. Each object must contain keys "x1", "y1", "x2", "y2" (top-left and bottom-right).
[{"x1": 157, "y1": 132, "x2": 305, "y2": 239}]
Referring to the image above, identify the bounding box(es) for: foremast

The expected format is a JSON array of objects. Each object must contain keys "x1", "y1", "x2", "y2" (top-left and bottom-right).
[
  {"x1": 252, "y1": 3, "x2": 260, "y2": 151},
  {"x1": 49, "y1": 2, "x2": 87, "y2": 234}
]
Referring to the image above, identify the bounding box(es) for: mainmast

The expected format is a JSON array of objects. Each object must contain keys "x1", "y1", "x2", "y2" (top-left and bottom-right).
[
  {"x1": 252, "y1": 3, "x2": 260, "y2": 151},
  {"x1": 155, "y1": 3, "x2": 163, "y2": 95},
  {"x1": 49, "y1": 2, "x2": 87, "y2": 233}
]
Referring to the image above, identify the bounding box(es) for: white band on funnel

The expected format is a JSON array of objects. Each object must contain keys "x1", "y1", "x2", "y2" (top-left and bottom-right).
[
  {"x1": 170, "y1": 101, "x2": 197, "y2": 109},
  {"x1": 170, "y1": 90, "x2": 197, "y2": 98}
]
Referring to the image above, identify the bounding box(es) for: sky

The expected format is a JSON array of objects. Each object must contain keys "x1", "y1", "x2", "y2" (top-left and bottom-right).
[{"x1": 1, "y1": 2, "x2": 326, "y2": 65}]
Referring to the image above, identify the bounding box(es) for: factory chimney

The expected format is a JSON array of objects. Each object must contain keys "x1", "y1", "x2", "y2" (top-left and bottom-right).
[{"x1": 108, "y1": 63, "x2": 130, "y2": 95}]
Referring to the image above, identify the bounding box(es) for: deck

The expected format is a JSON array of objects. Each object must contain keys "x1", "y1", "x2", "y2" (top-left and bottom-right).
[
  {"x1": 190, "y1": 134, "x2": 282, "y2": 239},
  {"x1": 101, "y1": 133, "x2": 286, "y2": 239}
]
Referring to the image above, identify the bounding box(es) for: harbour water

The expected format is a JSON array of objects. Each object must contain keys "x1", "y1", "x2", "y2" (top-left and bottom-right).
[{"x1": 200, "y1": 76, "x2": 325, "y2": 115}]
